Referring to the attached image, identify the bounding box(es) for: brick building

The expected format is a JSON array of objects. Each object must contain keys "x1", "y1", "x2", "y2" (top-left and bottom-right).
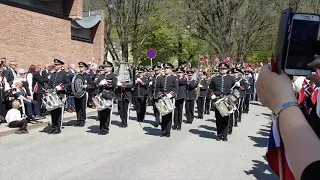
[{"x1": 0, "y1": 0, "x2": 105, "y2": 68}]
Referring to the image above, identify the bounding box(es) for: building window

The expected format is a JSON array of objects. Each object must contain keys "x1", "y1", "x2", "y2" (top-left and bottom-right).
[
  {"x1": 7, "y1": 0, "x2": 64, "y2": 15},
  {"x1": 71, "y1": 28, "x2": 93, "y2": 43}
]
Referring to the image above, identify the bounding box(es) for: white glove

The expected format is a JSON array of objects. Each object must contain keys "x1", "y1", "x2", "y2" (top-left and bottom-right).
[
  {"x1": 99, "y1": 79, "x2": 107, "y2": 86},
  {"x1": 55, "y1": 86, "x2": 62, "y2": 91},
  {"x1": 235, "y1": 82, "x2": 241, "y2": 87},
  {"x1": 198, "y1": 84, "x2": 203, "y2": 88},
  {"x1": 83, "y1": 84, "x2": 88, "y2": 89},
  {"x1": 117, "y1": 82, "x2": 123, "y2": 86},
  {"x1": 211, "y1": 95, "x2": 216, "y2": 100},
  {"x1": 136, "y1": 78, "x2": 142, "y2": 83},
  {"x1": 149, "y1": 81, "x2": 153, "y2": 86},
  {"x1": 166, "y1": 93, "x2": 173, "y2": 98}
]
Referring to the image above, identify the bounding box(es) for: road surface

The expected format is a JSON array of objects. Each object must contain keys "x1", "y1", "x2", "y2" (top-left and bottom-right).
[{"x1": 0, "y1": 102, "x2": 277, "y2": 180}]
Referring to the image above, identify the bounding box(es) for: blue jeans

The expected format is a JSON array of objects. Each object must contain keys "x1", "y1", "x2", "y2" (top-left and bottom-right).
[{"x1": 67, "y1": 96, "x2": 75, "y2": 110}]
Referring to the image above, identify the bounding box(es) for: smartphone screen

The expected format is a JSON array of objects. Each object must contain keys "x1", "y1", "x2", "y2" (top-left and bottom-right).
[{"x1": 286, "y1": 19, "x2": 319, "y2": 70}]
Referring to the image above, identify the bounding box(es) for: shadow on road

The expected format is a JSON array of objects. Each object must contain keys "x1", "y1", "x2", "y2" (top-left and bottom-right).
[
  {"x1": 189, "y1": 129, "x2": 216, "y2": 139},
  {"x1": 143, "y1": 127, "x2": 162, "y2": 136},
  {"x1": 62, "y1": 120, "x2": 77, "y2": 126},
  {"x1": 39, "y1": 125, "x2": 52, "y2": 133},
  {"x1": 250, "y1": 102, "x2": 265, "y2": 107},
  {"x1": 248, "y1": 136, "x2": 269, "y2": 148},
  {"x1": 244, "y1": 159, "x2": 277, "y2": 180},
  {"x1": 111, "y1": 120, "x2": 122, "y2": 127},
  {"x1": 86, "y1": 125, "x2": 100, "y2": 134},
  {"x1": 206, "y1": 119, "x2": 216, "y2": 123},
  {"x1": 199, "y1": 125, "x2": 216, "y2": 131}
]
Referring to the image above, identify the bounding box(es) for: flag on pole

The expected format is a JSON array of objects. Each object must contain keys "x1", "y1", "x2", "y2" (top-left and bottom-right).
[{"x1": 266, "y1": 123, "x2": 295, "y2": 180}]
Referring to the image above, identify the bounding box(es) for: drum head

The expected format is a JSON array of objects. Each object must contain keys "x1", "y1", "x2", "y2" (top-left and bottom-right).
[{"x1": 72, "y1": 74, "x2": 85, "y2": 98}]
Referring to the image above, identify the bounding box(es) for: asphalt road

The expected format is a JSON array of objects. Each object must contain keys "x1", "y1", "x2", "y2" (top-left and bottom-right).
[{"x1": 0, "y1": 102, "x2": 277, "y2": 180}]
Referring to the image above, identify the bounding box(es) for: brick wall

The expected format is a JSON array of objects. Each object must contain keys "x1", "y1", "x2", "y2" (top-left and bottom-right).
[
  {"x1": 0, "y1": 3, "x2": 104, "y2": 69},
  {"x1": 65, "y1": 0, "x2": 83, "y2": 19}
]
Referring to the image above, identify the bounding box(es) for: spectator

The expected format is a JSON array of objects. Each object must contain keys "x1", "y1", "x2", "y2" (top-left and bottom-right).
[
  {"x1": 66, "y1": 64, "x2": 76, "y2": 113},
  {"x1": 5, "y1": 100, "x2": 29, "y2": 134},
  {"x1": 13, "y1": 79, "x2": 42, "y2": 120},
  {"x1": 5, "y1": 61, "x2": 17, "y2": 86}
]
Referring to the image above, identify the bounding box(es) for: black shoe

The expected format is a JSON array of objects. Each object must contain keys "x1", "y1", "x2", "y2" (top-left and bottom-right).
[
  {"x1": 177, "y1": 127, "x2": 181, "y2": 131},
  {"x1": 48, "y1": 129, "x2": 56, "y2": 134},
  {"x1": 228, "y1": 131, "x2": 232, "y2": 135},
  {"x1": 216, "y1": 136, "x2": 222, "y2": 141},
  {"x1": 153, "y1": 123, "x2": 159, "y2": 128},
  {"x1": 21, "y1": 130, "x2": 29, "y2": 134},
  {"x1": 172, "y1": 126, "x2": 177, "y2": 130},
  {"x1": 166, "y1": 134, "x2": 170, "y2": 137},
  {"x1": 52, "y1": 129, "x2": 61, "y2": 134},
  {"x1": 74, "y1": 122, "x2": 81, "y2": 127},
  {"x1": 234, "y1": 124, "x2": 238, "y2": 127},
  {"x1": 98, "y1": 129, "x2": 109, "y2": 135},
  {"x1": 223, "y1": 137, "x2": 228, "y2": 141},
  {"x1": 160, "y1": 133, "x2": 166, "y2": 137},
  {"x1": 15, "y1": 129, "x2": 23, "y2": 134}
]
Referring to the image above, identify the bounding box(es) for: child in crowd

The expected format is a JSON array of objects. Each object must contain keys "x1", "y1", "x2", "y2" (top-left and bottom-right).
[{"x1": 5, "y1": 100, "x2": 29, "y2": 134}]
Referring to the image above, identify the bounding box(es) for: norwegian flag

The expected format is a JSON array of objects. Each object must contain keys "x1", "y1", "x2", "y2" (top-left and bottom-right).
[
  {"x1": 266, "y1": 123, "x2": 295, "y2": 180},
  {"x1": 312, "y1": 84, "x2": 319, "y2": 105},
  {"x1": 298, "y1": 79, "x2": 314, "y2": 104}
]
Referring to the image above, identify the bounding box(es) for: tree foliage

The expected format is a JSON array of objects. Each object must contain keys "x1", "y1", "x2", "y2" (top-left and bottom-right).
[{"x1": 83, "y1": 0, "x2": 320, "y2": 67}]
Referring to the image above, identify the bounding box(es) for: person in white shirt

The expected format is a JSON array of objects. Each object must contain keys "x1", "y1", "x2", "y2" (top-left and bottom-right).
[{"x1": 5, "y1": 100, "x2": 29, "y2": 134}]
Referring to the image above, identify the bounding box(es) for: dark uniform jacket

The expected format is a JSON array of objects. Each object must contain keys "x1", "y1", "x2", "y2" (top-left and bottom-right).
[
  {"x1": 199, "y1": 78, "x2": 208, "y2": 97},
  {"x1": 32, "y1": 72, "x2": 48, "y2": 95},
  {"x1": 235, "y1": 76, "x2": 247, "y2": 97},
  {"x1": 134, "y1": 76, "x2": 149, "y2": 98},
  {"x1": 152, "y1": 74, "x2": 163, "y2": 99},
  {"x1": 186, "y1": 80, "x2": 197, "y2": 100},
  {"x1": 176, "y1": 77, "x2": 187, "y2": 100},
  {"x1": 209, "y1": 75, "x2": 236, "y2": 98},
  {"x1": 48, "y1": 70, "x2": 71, "y2": 94},
  {"x1": 245, "y1": 75, "x2": 254, "y2": 94},
  {"x1": 97, "y1": 72, "x2": 117, "y2": 100},
  {"x1": 116, "y1": 77, "x2": 133, "y2": 101},
  {"x1": 155, "y1": 75, "x2": 177, "y2": 99}
]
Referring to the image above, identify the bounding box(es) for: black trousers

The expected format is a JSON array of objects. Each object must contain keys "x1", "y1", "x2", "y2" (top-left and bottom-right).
[
  {"x1": 185, "y1": 100, "x2": 195, "y2": 123},
  {"x1": 235, "y1": 97, "x2": 244, "y2": 122},
  {"x1": 136, "y1": 97, "x2": 147, "y2": 122},
  {"x1": 0, "y1": 100, "x2": 7, "y2": 118},
  {"x1": 99, "y1": 108, "x2": 111, "y2": 131},
  {"x1": 118, "y1": 98, "x2": 129, "y2": 126},
  {"x1": 204, "y1": 97, "x2": 211, "y2": 114},
  {"x1": 161, "y1": 112, "x2": 172, "y2": 135},
  {"x1": 174, "y1": 99, "x2": 184, "y2": 128},
  {"x1": 196, "y1": 97, "x2": 205, "y2": 118},
  {"x1": 244, "y1": 94, "x2": 251, "y2": 112},
  {"x1": 228, "y1": 113, "x2": 234, "y2": 133},
  {"x1": 152, "y1": 99, "x2": 161, "y2": 125},
  {"x1": 215, "y1": 108, "x2": 229, "y2": 138},
  {"x1": 75, "y1": 93, "x2": 87, "y2": 124},
  {"x1": 9, "y1": 119, "x2": 28, "y2": 130},
  {"x1": 87, "y1": 89, "x2": 95, "y2": 107},
  {"x1": 51, "y1": 108, "x2": 62, "y2": 130}
]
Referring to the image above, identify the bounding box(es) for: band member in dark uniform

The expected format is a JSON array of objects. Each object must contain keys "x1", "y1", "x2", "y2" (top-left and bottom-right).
[
  {"x1": 173, "y1": 68, "x2": 186, "y2": 130},
  {"x1": 155, "y1": 63, "x2": 177, "y2": 137},
  {"x1": 243, "y1": 69, "x2": 254, "y2": 113},
  {"x1": 151, "y1": 65, "x2": 163, "y2": 127},
  {"x1": 47, "y1": 59, "x2": 71, "y2": 134},
  {"x1": 204, "y1": 72, "x2": 213, "y2": 115},
  {"x1": 134, "y1": 68, "x2": 149, "y2": 122},
  {"x1": 233, "y1": 68, "x2": 248, "y2": 124},
  {"x1": 197, "y1": 72, "x2": 208, "y2": 119},
  {"x1": 185, "y1": 71, "x2": 197, "y2": 124},
  {"x1": 209, "y1": 63, "x2": 236, "y2": 141},
  {"x1": 116, "y1": 69, "x2": 133, "y2": 128},
  {"x1": 97, "y1": 62, "x2": 117, "y2": 135},
  {"x1": 74, "y1": 62, "x2": 93, "y2": 127}
]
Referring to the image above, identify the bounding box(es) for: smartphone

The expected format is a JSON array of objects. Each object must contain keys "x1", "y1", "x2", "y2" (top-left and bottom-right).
[{"x1": 284, "y1": 14, "x2": 320, "y2": 76}]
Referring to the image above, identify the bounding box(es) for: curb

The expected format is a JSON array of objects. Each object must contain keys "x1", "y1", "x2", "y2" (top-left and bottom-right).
[{"x1": 0, "y1": 110, "x2": 98, "y2": 138}]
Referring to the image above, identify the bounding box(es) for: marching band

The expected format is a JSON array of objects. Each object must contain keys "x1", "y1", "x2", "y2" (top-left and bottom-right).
[{"x1": 0, "y1": 58, "x2": 257, "y2": 141}]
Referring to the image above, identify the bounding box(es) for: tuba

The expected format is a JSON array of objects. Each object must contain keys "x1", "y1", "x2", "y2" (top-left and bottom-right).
[{"x1": 117, "y1": 61, "x2": 134, "y2": 85}]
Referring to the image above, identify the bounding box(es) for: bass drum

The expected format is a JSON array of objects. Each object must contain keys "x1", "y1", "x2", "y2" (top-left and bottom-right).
[{"x1": 71, "y1": 74, "x2": 86, "y2": 98}]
